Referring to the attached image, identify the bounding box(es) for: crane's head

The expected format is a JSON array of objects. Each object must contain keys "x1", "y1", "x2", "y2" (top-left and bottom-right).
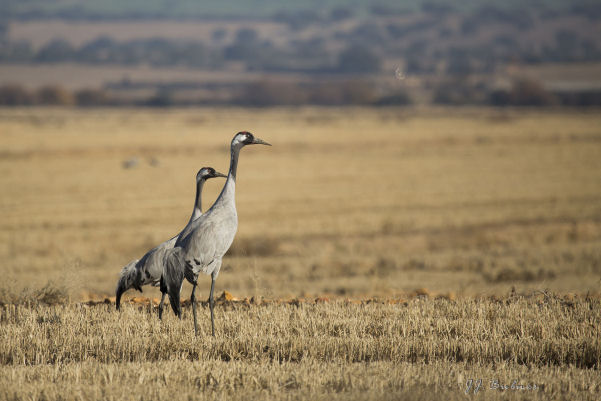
[
  {"x1": 232, "y1": 131, "x2": 271, "y2": 148},
  {"x1": 197, "y1": 167, "x2": 227, "y2": 182}
]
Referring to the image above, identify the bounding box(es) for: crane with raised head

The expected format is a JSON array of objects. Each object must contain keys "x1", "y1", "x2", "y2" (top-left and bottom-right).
[
  {"x1": 115, "y1": 167, "x2": 226, "y2": 311},
  {"x1": 162, "y1": 131, "x2": 271, "y2": 336}
]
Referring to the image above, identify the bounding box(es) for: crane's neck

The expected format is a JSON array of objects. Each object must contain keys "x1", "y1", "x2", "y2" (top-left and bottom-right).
[
  {"x1": 215, "y1": 144, "x2": 241, "y2": 206},
  {"x1": 188, "y1": 178, "x2": 205, "y2": 224},
  {"x1": 228, "y1": 144, "x2": 241, "y2": 182}
]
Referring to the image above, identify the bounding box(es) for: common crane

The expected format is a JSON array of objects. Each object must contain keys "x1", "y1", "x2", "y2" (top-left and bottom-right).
[
  {"x1": 162, "y1": 131, "x2": 271, "y2": 336},
  {"x1": 115, "y1": 167, "x2": 226, "y2": 311}
]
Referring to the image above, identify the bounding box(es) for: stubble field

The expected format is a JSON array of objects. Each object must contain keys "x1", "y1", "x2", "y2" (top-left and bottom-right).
[{"x1": 0, "y1": 107, "x2": 600, "y2": 399}]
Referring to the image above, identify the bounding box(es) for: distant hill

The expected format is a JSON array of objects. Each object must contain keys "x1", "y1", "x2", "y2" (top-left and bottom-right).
[
  {"x1": 2, "y1": 0, "x2": 601, "y2": 107},
  {"x1": 2, "y1": 0, "x2": 599, "y2": 20}
]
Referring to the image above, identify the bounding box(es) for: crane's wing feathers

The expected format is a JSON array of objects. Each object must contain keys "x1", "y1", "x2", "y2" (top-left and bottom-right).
[
  {"x1": 176, "y1": 211, "x2": 237, "y2": 278},
  {"x1": 134, "y1": 234, "x2": 178, "y2": 286},
  {"x1": 163, "y1": 247, "x2": 184, "y2": 296}
]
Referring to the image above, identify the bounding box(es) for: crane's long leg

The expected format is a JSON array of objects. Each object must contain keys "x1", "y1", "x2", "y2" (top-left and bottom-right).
[
  {"x1": 158, "y1": 292, "x2": 166, "y2": 320},
  {"x1": 191, "y1": 282, "x2": 199, "y2": 337},
  {"x1": 209, "y1": 273, "x2": 216, "y2": 337}
]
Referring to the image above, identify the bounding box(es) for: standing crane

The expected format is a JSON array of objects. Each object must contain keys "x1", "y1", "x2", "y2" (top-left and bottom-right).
[
  {"x1": 162, "y1": 131, "x2": 271, "y2": 336},
  {"x1": 115, "y1": 167, "x2": 226, "y2": 311}
]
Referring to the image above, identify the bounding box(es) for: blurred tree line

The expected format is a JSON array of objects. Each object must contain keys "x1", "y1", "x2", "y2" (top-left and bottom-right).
[
  {"x1": 0, "y1": 81, "x2": 410, "y2": 106},
  {"x1": 0, "y1": 85, "x2": 107, "y2": 106},
  {"x1": 432, "y1": 78, "x2": 601, "y2": 107},
  {"x1": 1, "y1": 2, "x2": 601, "y2": 107},
  {"x1": 0, "y1": 35, "x2": 383, "y2": 74},
  {"x1": 2, "y1": 3, "x2": 601, "y2": 72},
  {"x1": 2, "y1": 78, "x2": 600, "y2": 107}
]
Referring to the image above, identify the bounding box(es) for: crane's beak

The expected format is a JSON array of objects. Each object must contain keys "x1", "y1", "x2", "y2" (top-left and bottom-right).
[
  {"x1": 214, "y1": 171, "x2": 228, "y2": 178},
  {"x1": 251, "y1": 137, "x2": 271, "y2": 146}
]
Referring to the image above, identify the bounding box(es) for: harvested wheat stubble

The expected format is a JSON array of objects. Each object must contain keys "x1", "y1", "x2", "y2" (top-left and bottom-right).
[
  {"x1": 0, "y1": 294, "x2": 600, "y2": 401},
  {"x1": 1, "y1": 359, "x2": 600, "y2": 401},
  {"x1": 1, "y1": 108, "x2": 601, "y2": 400}
]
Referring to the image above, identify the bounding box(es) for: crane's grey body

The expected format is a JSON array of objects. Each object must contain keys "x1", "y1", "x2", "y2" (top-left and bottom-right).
[
  {"x1": 128, "y1": 235, "x2": 177, "y2": 287},
  {"x1": 162, "y1": 131, "x2": 270, "y2": 336},
  {"x1": 115, "y1": 167, "x2": 226, "y2": 310},
  {"x1": 180, "y1": 177, "x2": 237, "y2": 279}
]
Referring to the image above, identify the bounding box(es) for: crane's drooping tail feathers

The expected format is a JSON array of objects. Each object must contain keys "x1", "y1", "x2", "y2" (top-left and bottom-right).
[
  {"x1": 115, "y1": 259, "x2": 141, "y2": 310},
  {"x1": 164, "y1": 248, "x2": 185, "y2": 317}
]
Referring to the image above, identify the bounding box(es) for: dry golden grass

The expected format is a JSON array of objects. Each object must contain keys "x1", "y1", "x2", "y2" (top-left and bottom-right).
[
  {"x1": 1, "y1": 107, "x2": 600, "y2": 301},
  {"x1": 0, "y1": 294, "x2": 600, "y2": 400},
  {"x1": 0, "y1": 107, "x2": 600, "y2": 400}
]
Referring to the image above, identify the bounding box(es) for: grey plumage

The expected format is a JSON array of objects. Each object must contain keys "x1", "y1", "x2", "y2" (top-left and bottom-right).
[
  {"x1": 115, "y1": 167, "x2": 226, "y2": 310},
  {"x1": 162, "y1": 131, "x2": 271, "y2": 336}
]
